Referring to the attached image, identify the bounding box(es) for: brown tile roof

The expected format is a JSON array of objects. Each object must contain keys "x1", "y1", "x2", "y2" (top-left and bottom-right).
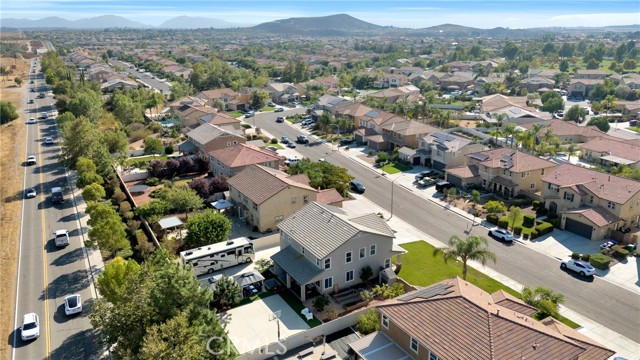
[
  {"x1": 580, "y1": 137, "x2": 640, "y2": 163},
  {"x1": 540, "y1": 318, "x2": 615, "y2": 360},
  {"x1": 381, "y1": 120, "x2": 437, "y2": 136},
  {"x1": 316, "y1": 188, "x2": 344, "y2": 205},
  {"x1": 334, "y1": 102, "x2": 373, "y2": 118},
  {"x1": 208, "y1": 144, "x2": 282, "y2": 169},
  {"x1": 360, "y1": 109, "x2": 405, "y2": 127},
  {"x1": 491, "y1": 290, "x2": 538, "y2": 317},
  {"x1": 206, "y1": 112, "x2": 241, "y2": 126},
  {"x1": 378, "y1": 277, "x2": 595, "y2": 360},
  {"x1": 482, "y1": 94, "x2": 536, "y2": 113},
  {"x1": 355, "y1": 127, "x2": 378, "y2": 137},
  {"x1": 445, "y1": 165, "x2": 480, "y2": 179},
  {"x1": 569, "y1": 79, "x2": 604, "y2": 85},
  {"x1": 226, "y1": 165, "x2": 314, "y2": 205},
  {"x1": 197, "y1": 88, "x2": 238, "y2": 100},
  {"x1": 563, "y1": 206, "x2": 621, "y2": 227},
  {"x1": 542, "y1": 163, "x2": 640, "y2": 204},
  {"x1": 468, "y1": 148, "x2": 557, "y2": 173},
  {"x1": 520, "y1": 120, "x2": 605, "y2": 139}
]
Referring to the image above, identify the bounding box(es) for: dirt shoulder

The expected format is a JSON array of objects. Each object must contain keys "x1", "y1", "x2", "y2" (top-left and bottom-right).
[{"x1": 0, "y1": 61, "x2": 29, "y2": 359}]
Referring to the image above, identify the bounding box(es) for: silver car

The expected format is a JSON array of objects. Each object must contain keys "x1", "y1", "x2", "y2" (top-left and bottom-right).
[
  {"x1": 64, "y1": 294, "x2": 82, "y2": 316},
  {"x1": 560, "y1": 259, "x2": 595, "y2": 277},
  {"x1": 488, "y1": 228, "x2": 514, "y2": 243}
]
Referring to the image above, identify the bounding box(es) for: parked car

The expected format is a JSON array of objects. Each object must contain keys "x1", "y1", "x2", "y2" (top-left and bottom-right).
[
  {"x1": 244, "y1": 111, "x2": 254, "y2": 117},
  {"x1": 280, "y1": 136, "x2": 290, "y2": 144},
  {"x1": 286, "y1": 142, "x2": 296, "y2": 148},
  {"x1": 415, "y1": 170, "x2": 435, "y2": 181},
  {"x1": 560, "y1": 258, "x2": 595, "y2": 277},
  {"x1": 276, "y1": 116, "x2": 285, "y2": 123},
  {"x1": 301, "y1": 118, "x2": 314, "y2": 126},
  {"x1": 21, "y1": 313, "x2": 40, "y2": 341},
  {"x1": 416, "y1": 178, "x2": 438, "y2": 188},
  {"x1": 339, "y1": 138, "x2": 354, "y2": 146},
  {"x1": 296, "y1": 135, "x2": 309, "y2": 144},
  {"x1": 350, "y1": 179, "x2": 366, "y2": 194},
  {"x1": 267, "y1": 101, "x2": 276, "y2": 107},
  {"x1": 274, "y1": 107, "x2": 284, "y2": 113},
  {"x1": 266, "y1": 146, "x2": 278, "y2": 152},
  {"x1": 488, "y1": 228, "x2": 514, "y2": 243},
  {"x1": 25, "y1": 188, "x2": 37, "y2": 199},
  {"x1": 284, "y1": 157, "x2": 300, "y2": 166},
  {"x1": 435, "y1": 181, "x2": 454, "y2": 192},
  {"x1": 64, "y1": 294, "x2": 82, "y2": 316}
]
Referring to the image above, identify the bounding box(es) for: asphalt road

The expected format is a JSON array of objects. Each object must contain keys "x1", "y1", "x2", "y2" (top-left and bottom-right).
[
  {"x1": 252, "y1": 110, "x2": 640, "y2": 342},
  {"x1": 12, "y1": 60, "x2": 103, "y2": 360},
  {"x1": 109, "y1": 59, "x2": 172, "y2": 96}
]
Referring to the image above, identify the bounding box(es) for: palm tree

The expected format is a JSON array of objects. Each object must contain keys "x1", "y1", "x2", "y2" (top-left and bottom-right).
[
  {"x1": 518, "y1": 130, "x2": 535, "y2": 152},
  {"x1": 502, "y1": 122, "x2": 517, "y2": 148},
  {"x1": 566, "y1": 144, "x2": 577, "y2": 162},
  {"x1": 521, "y1": 286, "x2": 565, "y2": 318},
  {"x1": 433, "y1": 235, "x2": 497, "y2": 280},
  {"x1": 492, "y1": 113, "x2": 508, "y2": 144}
]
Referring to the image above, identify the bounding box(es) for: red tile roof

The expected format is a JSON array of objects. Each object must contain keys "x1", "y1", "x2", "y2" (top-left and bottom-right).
[
  {"x1": 520, "y1": 120, "x2": 605, "y2": 139},
  {"x1": 580, "y1": 137, "x2": 640, "y2": 163},
  {"x1": 316, "y1": 188, "x2": 344, "y2": 205},
  {"x1": 468, "y1": 148, "x2": 557, "y2": 173},
  {"x1": 208, "y1": 144, "x2": 282, "y2": 169},
  {"x1": 563, "y1": 206, "x2": 621, "y2": 227},
  {"x1": 226, "y1": 165, "x2": 314, "y2": 205}
]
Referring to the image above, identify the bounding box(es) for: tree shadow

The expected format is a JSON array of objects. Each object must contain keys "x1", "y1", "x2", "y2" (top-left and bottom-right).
[
  {"x1": 68, "y1": 227, "x2": 88, "y2": 237},
  {"x1": 39, "y1": 269, "x2": 91, "y2": 301},
  {"x1": 51, "y1": 247, "x2": 85, "y2": 267},
  {"x1": 58, "y1": 213, "x2": 78, "y2": 223},
  {"x1": 49, "y1": 328, "x2": 105, "y2": 360},
  {"x1": 4, "y1": 189, "x2": 26, "y2": 204}
]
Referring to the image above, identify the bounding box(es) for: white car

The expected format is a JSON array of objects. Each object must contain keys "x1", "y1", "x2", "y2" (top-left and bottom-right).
[
  {"x1": 54, "y1": 229, "x2": 70, "y2": 247},
  {"x1": 27, "y1": 117, "x2": 36, "y2": 124},
  {"x1": 560, "y1": 258, "x2": 596, "y2": 277},
  {"x1": 64, "y1": 294, "x2": 82, "y2": 316},
  {"x1": 26, "y1": 155, "x2": 37, "y2": 166},
  {"x1": 284, "y1": 157, "x2": 300, "y2": 166},
  {"x1": 21, "y1": 313, "x2": 40, "y2": 341},
  {"x1": 488, "y1": 228, "x2": 514, "y2": 242},
  {"x1": 44, "y1": 137, "x2": 54, "y2": 144},
  {"x1": 25, "y1": 188, "x2": 37, "y2": 198}
]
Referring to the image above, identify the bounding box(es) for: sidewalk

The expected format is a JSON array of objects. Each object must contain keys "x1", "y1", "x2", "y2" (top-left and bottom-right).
[{"x1": 340, "y1": 195, "x2": 640, "y2": 360}]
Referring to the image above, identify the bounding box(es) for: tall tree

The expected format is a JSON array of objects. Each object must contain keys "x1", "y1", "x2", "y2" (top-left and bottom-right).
[
  {"x1": 67, "y1": 89, "x2": 104, "y2": 122},
  {"x1": 163, "y1": 187, "x2": 204, "y2": 218},
  {"x1": 97, "y1": 256, "x2": 141, "y2": 304},
  {"x1": 184, "y1": 209, "x2": 231, "y2": 248},
  {"x1": 82, "y1": 183, "x2": 106, "y2": 202},
  {"x1": 212, "y1": 276, "x2": 242, "y2": 309},
  {"x1": 433, "y1": 235, "x2": 497, "y2": 280},
  {"x1": 0, "y1": 100, "x2": 19, "y2": 124}
]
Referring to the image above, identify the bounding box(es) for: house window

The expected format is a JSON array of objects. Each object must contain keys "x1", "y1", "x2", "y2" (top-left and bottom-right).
[
  {"x1": 608, "y1": 201, "x2": 616, "y2": 210},
  {"x1": 530, "y1": 183, "x2": 535, "y2": 189},
  {"x1": 482, "y1": 179, "x2": 487, "y2": 187},
  {"x1": 541, "y1": 168, "x2": 545, "y2": 176},
  {"x1": 590, "y1": 196, "x2": 593, "y2": 204},
  {"x1": 303, "y1": 195, "x2": 309, "y2": 204},
  {"x1": 275, "y1": 215, "x2": 283, "y2": 222},
  {"x1": 359, "y1": 247, "x2": 366, "y2": 259},
  {"x1": 301, "y1": 247, "x2": 305, "y2": 255},
  {"x1": 324, "y1": 277, "x2": 333, "y2": 290},
  {"x1": 429, "y1": 351, "x2": 443, "y2": 360},
  {"x1": 345, "y1": 251, "x2": 352, "y2": 264},
  {"x1": 410, "y1": 337, "x2": 419, "y2": 353},
  {"x1": 253, "y1": 202, "x2": 258, "y2": 210},
  {"x1": 370, "y1": 244, "x2": 377, "y2": 256},
  {"x1": 346, "y1": 270, "x2": 354, "y2": 283},
  {"x1": 563, "y1": 192, "x2": 574, "y2": 202},
  {"x1": 324, "y1": 258, "x2": 331, "y2": 270},
  {"x1": 381, "y1": 314, "x2": 389, "y2": 329},
  {"x1": 384, "y1": 258, "x2": 391, "y2": 268},
  {"x1": 291, "y1": 197, "x2": 296, "y2": 204},
  {"x1": 316, "y1": 258, "x2": 320, "y2": 267}
]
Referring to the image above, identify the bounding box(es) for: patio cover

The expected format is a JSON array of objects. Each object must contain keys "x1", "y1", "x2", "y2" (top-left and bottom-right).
[
  {"x1": 599, "y1": 155, "x2": 636, "y2": 166},
  {"x1": 211, "y1": 199, "x2": 235, "y2": 210},
  {"x1": 349, "y1": 332, "x2": 414, "y2": 360},
  {"x1": 234, "y1": 271, "x2": 265, "y2": 288},
  {"x1": 271, "y1": 246, "x2": 323, "y2": 285},
  {"x1": 157, "y1": 216, "x2": 183, "y2": 230}
]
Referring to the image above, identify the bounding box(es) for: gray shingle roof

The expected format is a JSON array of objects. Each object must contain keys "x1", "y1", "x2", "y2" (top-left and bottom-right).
[
  {"x1": 187, "y1": 123, "x2": 242, "y2": 146},
  {"x1": 270, "y1": 246, "x2": 323, "y2": 284},
  {"x1": 277, "y1": 202, "x2": 395, "y2": 259}
]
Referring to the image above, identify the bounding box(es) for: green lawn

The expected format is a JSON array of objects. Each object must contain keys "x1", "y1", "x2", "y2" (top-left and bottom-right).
[
  {"x1": 262, "y1": 106, "x2": 275, "y2": 112},
  {"x1": 229, "y1": 111, "x2": 244, "y2": 118},
  {"x1": 628, "y1": 126, "x2": 640, "y2": 133},
  {"x1": 125, "y1": 155, "x2": 168, "y2": 165},
  {"x1": 381, "y1": 162, "x2": 413, "y2": 174},
  {"x1": 279, "y1": 290, "x2": 322, "y2": 327},
  {"x1": 500, "y1": 215, "x2": 534, "y2": 236},
  {"x1": 398, "y1": 241, "x2": 579, "y2": 328},
  {"x1": 236, "y1": 291, "x2": 275, "y2": 307}
]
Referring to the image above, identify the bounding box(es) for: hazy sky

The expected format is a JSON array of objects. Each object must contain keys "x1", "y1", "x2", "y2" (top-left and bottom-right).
[{"x1": 1, "y1": 0, "x2": 639, "y2": 28}]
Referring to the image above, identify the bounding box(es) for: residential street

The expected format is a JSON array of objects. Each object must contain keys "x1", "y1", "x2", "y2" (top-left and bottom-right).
[{"x1": 252, "y1": 110, "x2": 640, "y2": 342}]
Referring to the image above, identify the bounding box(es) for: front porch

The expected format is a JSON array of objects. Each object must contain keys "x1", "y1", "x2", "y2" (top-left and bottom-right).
[{"x1": 271, "y1": 246, "x2": 324, "y2": 302}]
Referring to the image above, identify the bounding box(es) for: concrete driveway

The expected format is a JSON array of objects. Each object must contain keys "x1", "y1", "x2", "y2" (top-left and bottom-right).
[{"x1": 220, "y1": 295, "x2": 310, "y2": 354}]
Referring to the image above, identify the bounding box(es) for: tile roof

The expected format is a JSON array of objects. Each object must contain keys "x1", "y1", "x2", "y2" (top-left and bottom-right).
[
  {"x1": 204, "y1": 112, "x2": 241, "y2": 126},
  {"x1": 187, "y1": 123, "x2": 244, "y2": 145},
  {"x1": 563, "y1": 206, "x2": 621, "y2": 227},
  {"x1": 334, "y1": 102, "x2": 374, "y2": 117},
  {"x1": 381, "y1": 120, "x2": 437, "y2": 136},
  {"x1": 316, "y1": 189, "x2": 344, "y2": 205},
  {"x1": 277, "y1": 202, "x2": 395, "y2": 259},
  {"x1": 424, "y1": 132, "x2": 472, "y2": 152},
  {"x1": 482, "y1": 94, "x2": 536, "y2": 113},
  {"x1": 520, "y1": 120, "x2": 605, "y2": 139},
  {"x1": 580, "y1": 137, "x2": 640, "y2": 163},
  {"x1": 197, "y1": 88, "x2": 238, "y2": 100},
  {"x1": 209, "y1": 144, "x2": 282, "y2": 169},
  {"x1": 540, "y1": 318, "x2": 615, "y2": 360},
  {"x1": 467, "y1": 148, "x2": 557, "y2": 173},
  {"x1": 445, "y1": 165, "x2": 480, "y2": 179},
  {"x1": 542, "y1": 163, "x2": 640, "y2": 204},
  {"x1": 270, "y1": 246, "x2": 323, "y2": 285},
  {"x1": 226, "y1": 164, "x2": 312, "y2": 205},
  {"x1": 378, "y1": 277, "x2": 604, "y2": 360},
  {"x1": 491, "y1": 290, "x2": 538, "y2": 317}
]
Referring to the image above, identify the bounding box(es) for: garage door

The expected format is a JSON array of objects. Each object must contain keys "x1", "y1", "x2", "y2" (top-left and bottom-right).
[
  {"x1": 447, "y1": 174, "x2": 463, "y2": 188},
  {"x1": 564, "y1": 218, "x2": 593, "y2": 239},
  {"x1": 433, "y1": 161, "x2": 446, "y2": 171}
]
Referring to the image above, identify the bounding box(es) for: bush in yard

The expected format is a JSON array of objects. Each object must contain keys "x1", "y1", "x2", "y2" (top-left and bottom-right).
[
  {"x1": 254, "y1": 259, "x2": 273, "y2": 273},
  {"x1": 486, "y1": 214, "x2": 499, "y2": 225},
  {"x1": 111, "y1": 190, "x2": 127, "y2": 204},
  {"x1": 513, "y1": 226, "x2": 522, "y2": 236},
  {"x1": 537, "y1": 207, "x2": 548, "y2": 216},
  {"x1": 589, "y1": 254, "x2": 611, "y2": 270},
  {"x1": 312, "y1": 294, "x2": 330, "y2": 312},
  {"x1": 485, "y1": 200, "x2": 507, "y2": 215},
  {"x1": 523, "y1": 233, "x2": 530, "y2": 240},
  {"x1": 164, "y1": 144, "x2": 174, "y2": 155},
  {"x1": 212, "y1": 276, "x2": 242, "y2": 309},
  {"x1": 571, "y1": 252, "x2": 580, "y2": 260},
  {"x1": 270, "y1": 138, "x2": 278, "y2": 144},
  {"x1": 497, "y1": 217, "x2": 509, "y2": 229},
  {"x1": 532, "y1": 200, "x2": 540, "y2": 210},
  {"x1": 119, "y1": 202, "x2": 132, "y2": 215},
  {"x1": 522, "y1": 214, "x2": 535, "y2": 228},
  {"x1": 359, "y1": 265, "x2": 373, "y2": 283},
  {"x1": 611, "y1": 245, "x2": 629, "y2": 258},
  {"x1": 356, "y1": 308, "x2": 380, "y2": 335},
  {"x1": 580, "y1": 254, "x2": 591, "y2": 262},
  {"x1": 535, "y1": 221, "x2": 554, "y2": 235},
  {"x1": 359, "y1": 290, "x2": 374, "y2": 305},
  {"x1": 145, "y1": 177, "x2": 161, "y2": 186},
  {"x1": 549, "y1": 218, "x2": 561, "y2": 229},
  {"x1": 529, "y1": 230, "x2": 539, "y2": 239}
]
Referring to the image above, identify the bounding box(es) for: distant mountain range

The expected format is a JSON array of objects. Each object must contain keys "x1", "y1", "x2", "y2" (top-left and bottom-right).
[{"x1": 0, "y1": 13, "x2": 637, "y2": 36}]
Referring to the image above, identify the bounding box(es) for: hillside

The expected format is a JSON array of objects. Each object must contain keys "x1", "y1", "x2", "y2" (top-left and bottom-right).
[
  {"x1": 159, "y1": 16, "x2": 242, "y2": 29},
  {"x1": 0, "y1": 15, "x2": 148, "y2": 29},
  {"x1": 252, "y1": 13, "x2": 382, "y2": 36}
]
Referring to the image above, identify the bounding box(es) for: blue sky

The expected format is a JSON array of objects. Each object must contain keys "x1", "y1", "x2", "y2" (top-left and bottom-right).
[{"x1": 1, "y1": 0, "x2": 639, "y2": 28}]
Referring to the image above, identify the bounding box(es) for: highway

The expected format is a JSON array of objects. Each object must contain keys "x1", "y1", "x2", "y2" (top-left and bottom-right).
[
  {"x1": 12, "y1": 59, "x2": 104, "y2": 360},
  {"x1": 252, "y1": 110, "x2": 640, "y2": 342}
]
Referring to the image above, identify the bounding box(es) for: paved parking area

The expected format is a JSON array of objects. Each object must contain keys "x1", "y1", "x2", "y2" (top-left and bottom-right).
[{"x1": 219, "y1": 295, "x2": 310, "y2": 354}]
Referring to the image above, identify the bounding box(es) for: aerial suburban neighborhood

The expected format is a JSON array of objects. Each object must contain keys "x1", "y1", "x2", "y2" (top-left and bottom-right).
[{"x1": 0, "y1": 3, "x2": 639, "y2": 360}]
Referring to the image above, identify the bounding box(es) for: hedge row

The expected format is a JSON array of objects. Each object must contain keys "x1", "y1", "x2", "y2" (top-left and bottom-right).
[
  {"x1": 486, "y1": 214, "x2": 499, "y2": 225},
  {"x1": 589, "y1": 254, "x2": 611, "y2": 270},
  {"x1": 523, "y1": 214, "x2": 535, "y2": 228}
]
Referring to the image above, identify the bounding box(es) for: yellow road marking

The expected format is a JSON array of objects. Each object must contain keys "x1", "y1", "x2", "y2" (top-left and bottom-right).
[{"x1": 37, "y1": 121, "x2": 52, "y2": 359}]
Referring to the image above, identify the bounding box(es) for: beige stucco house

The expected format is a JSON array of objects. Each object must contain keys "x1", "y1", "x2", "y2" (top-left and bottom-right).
[
  {"x1": 184, "y1": 123, "x2": 246, "y2": 154},
  {"x1": 208, "y1": 144, "x2": 282, "y2": 177},
  {"x1": 418, "y1": 132, "x2": 488, "y2": 171}
]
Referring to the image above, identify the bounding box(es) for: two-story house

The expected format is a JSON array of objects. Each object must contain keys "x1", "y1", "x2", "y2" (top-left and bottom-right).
[
  {"x1": 445, "y1": 148, "x2": 557, "y2": 198},
  {"x1": 314, "y1": 95, "x2": 352, "y2": 112},
  {"x1": 519, "y1": 119, "x2": 606, "y2": 144},
  {"x1": 198, "y1": 111, "x2": 242, "y2": 133},
  {"x1": 418, "y1": 132, "x2": 488, "y2": 171},
  {"x1": 227, "y1": 165, "x2": 343, "y2": 233},
  {"x1": 354, "y1": 110, "x2": 406, "y2": 149},
  {"x1": 439, "y1": 72, "x2": 474, "y2": 91},
  {"x1": 568, "y1": 79, "x2": 604, "y2": 99},
  {"x1": 528, "y1": 68, "x2": 561, "y2": 80},
  {"x1": 271, "y1": 202, "x2": 404, "y2": 301},
  {"x1": 373, "y1": 73, "x2": 409, "y2": 89},
  {"x1": 541, "y1": 164, "x2": 640, "y2": 240},
  {"x1": 580, "y1": 137, "x2": 640, "y2": 169},
  {"x1": 333, "y1": 102, "x2": 374, "y2": 130},
  {"x1": 183, "y1": 123, "x2": 246, "y2": 155},
  {"x1": 574, "y1": 69, "x2": 609, "y2": 80},
  {"x1": 519, "y1": 77, "x2": 556, "y2": 93},
  {"x1": 195, "y1": 88, "x2": 239, "y2": 110},
  {"x1": 380, "y1": 120, "x2": 437, "y2": 151},
  {"x1": 208, "y1": 144, "x2": 282, "y2": 178},
  {"x1": 265, "y1": 82, "x2": 300, "y2": 104},
  {"x1": 348, "y1": 277, "x2": 614, "y2": 360},
  {"x1": 480, "y1": 94, "x2": 537, "y2": 114},
  {"x1": 367, "y1": 85, "x2": 422, "y2": 105}
]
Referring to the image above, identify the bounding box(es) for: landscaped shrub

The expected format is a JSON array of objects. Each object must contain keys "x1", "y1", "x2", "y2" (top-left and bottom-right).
[
  {"x1": 571, "y1": 252, "x2": 580, "y2": 259},
  {"x1": 270, "y1": 138, "x2": 278, "y2": 144},
  {"x1": 497, "y1": 217, "x2": 509, "y2": 229},
  {"x1": 537, "y1": 207, "x2": 548, "y2": 216},
  {"x1": 145, "y1": 177, "x2": 161, "y2": 186},
  {"x1": 486, "y1": 214, "x2": 499, "y2": 225},
  {"x1": 523, "y1": 214, "x2": 535, "y2": 228},
  {"x1": 580, "y1": 254, "x2": 591, "y2": 261},
  {"x1": 532, "y1": 200, "x2": 540, "y2": 210},
  {"x1": 529, "y1": 230, "x2": 539, "y2": 239},
  {"x1": 589, "y1": 254, "x2": 611, "y2": 270},
  {"x1": 312, "y1": 294, "x2": 330, "y2": 312},
  {"x1": 513, "y1": 226, "x2": 522, "y2": 236},
  {"x1": 164, "y1": 145, "x2": 174, "y2": 155},
  {"x1": 549, "y1": 218, "x2": 562, "y2": 229},
  {"x1": 111, "y1": 190, "x2": 127, "y2": 204},
  {"x1": 523, "y1": 233, "x2": 530, "y2": 240},
  {"x1": 122, "y1": 211, "x2": 134, "y2": 221},
  {"x1": 611, "y1": 245, "x2": 629, "y2": 258},
  {"x1": 535, "y1": 221, "x2": 554, "y2": 235},
  {"x1": 240, "y1": 123, "x2": 252, "y2": 129}
]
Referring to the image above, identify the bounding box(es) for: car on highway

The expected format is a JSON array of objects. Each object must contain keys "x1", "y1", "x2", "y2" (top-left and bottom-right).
[
  {"x1": 20, "y1": 313, "x2": 40, "y2": 341},
  {"x1": 560, "y1": 258, "x2": 595, "y2": 277},
  {"x1": 64, "y1": 294, "x2": 83, "y2": 316},
  {"x1": 286, "y1": 142, "x2": 297, "y2": 148},
  {"x1": 27, "y1": 117, "x2": 36, "y2": 124},
  {"x1": 280, "y1": 136, "x2": 290, "y2": 144},
  {"x1": 30, "y1": 88, "x2": 35, "y2": 92},
  {"x1": 25, "y1": 188, "x2": 37, "y2": 199},
  {"x1": 44, "y1": 137, "x2": 54, "y2": 144},
  {"x1": 30, "y1": 80, "x2": 34, "y2": 84},
  {"x1": 274, "y1": 107, "x2": 284, "y2": 113},
  {"x1": 28, "y1": 99, "x2": 34, "y2": 104},
  {"x1": 350, "y1": 179, "x2": 366, "y2": 194},
  {"x1": 276, "y1": 116, "x2": 285, "y2": 123},
  {"x1": 488, "y1": 228, "x2": 514, "y2": 243},
  {"x1": 26, "y1": 155, "x2": 37, "y2": 166},
  {"x1": 54, "y1": 229, "x2": 70, "y2": 247}
]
